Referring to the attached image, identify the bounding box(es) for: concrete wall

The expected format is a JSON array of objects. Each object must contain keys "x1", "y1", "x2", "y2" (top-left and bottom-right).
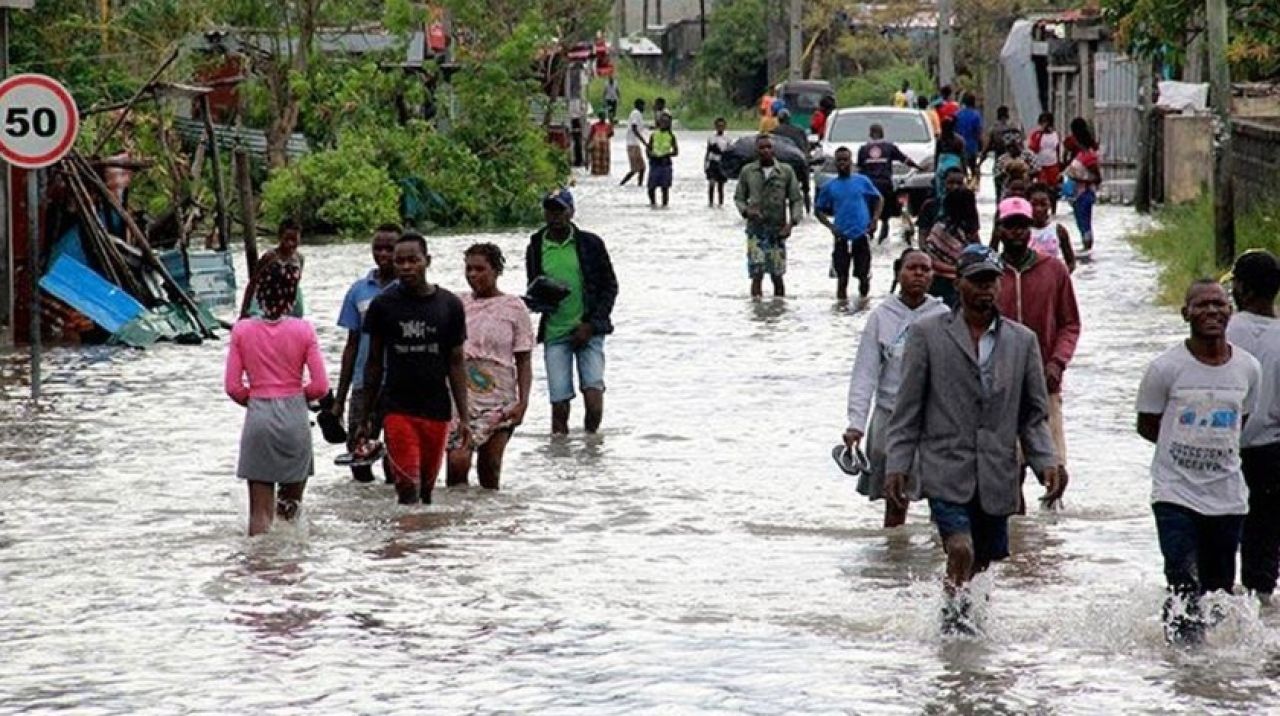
[
  {"x1": 1162, "y1": 114, "x2": 1212, "y2": 204},
  {"x1": 615, "y1": 0, "x2": 712, "y2": 36}
]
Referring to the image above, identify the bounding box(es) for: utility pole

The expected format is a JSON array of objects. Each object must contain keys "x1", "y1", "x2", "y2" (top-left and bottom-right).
[
  {"x1": 641, "y1": 0, "x2": 648, "y2": 33},
  {"x1": 788, "y1": 0, "x2": 802, "y2": 80},
  {"x1": 1207, "y1": 0, "x2": 1234, "y2": 265},
  {"x1": 938, "y1": 0, "x2": 955, "y2": 88},
  {"x1": 699, "y1": 0, "x2": 706, "y2": 40}
]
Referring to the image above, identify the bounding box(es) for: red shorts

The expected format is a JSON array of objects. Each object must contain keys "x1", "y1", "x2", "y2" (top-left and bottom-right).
[
  {"x1": 1036, "y1": 164, "x2": 1061, "y2": 187},
  {"x1": 383, "y1": 413, "x2": 449, "y2": 492}
]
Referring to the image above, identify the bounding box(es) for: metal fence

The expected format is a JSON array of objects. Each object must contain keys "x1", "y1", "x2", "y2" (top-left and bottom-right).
[
  {"x1": 1092, "y1": 51, "x2": 1140, "y2": 202},
  {"x1": 1232, "y1": 117, "x2": 1280, "y2": 215}
]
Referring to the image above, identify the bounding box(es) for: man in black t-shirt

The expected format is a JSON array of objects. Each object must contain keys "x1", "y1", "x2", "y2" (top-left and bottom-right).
[
  {"x1": 361, "y1": 233, "x2": 469, "y2": 505},
  {"x1": 857, "y1": 123, "x2": 921, "y2": 243}
]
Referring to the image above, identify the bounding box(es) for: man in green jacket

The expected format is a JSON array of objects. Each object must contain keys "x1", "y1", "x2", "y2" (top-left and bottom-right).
[{"x1": 734, "y1": 135, "x2": 805, "y2": 298}]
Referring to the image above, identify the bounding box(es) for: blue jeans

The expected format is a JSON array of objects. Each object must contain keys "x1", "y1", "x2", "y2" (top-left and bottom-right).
[
  {"x1": 1073, "y1": 187, "x2": 1096, "y2": 246},
  {"x1": 1153, "y1": 502, "x2": 1244, "y2": 639},
  {"x1": 544, "y1": 335, "x2": 606, "y2": 403},
  {"x1": 928, "y1": 497, "x2": 1010, "y2": 566}
]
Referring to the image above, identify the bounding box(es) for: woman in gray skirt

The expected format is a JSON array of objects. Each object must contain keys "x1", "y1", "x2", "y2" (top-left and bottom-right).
[
  {"x1": 842, "y1": 248, "x2": 948, "y2": 527},
  {"x1": 224, "y1": 261, "x2": 329, "y2": 535}
]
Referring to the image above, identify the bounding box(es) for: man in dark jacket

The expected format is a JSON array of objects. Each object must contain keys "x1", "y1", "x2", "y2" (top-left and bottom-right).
[{"x1": 526, "y1": 189, "x2": 619, "y2": 435}]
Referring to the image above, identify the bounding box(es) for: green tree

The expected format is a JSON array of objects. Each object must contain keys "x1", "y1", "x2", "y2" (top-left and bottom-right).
[
  {"x1": 698, "y1": 0, "x2": 767, "y2": 106},
  {"x1": 210, "y1": 0, "x2": 385, "y2": 167},
  {"x1": 1102, "y1": 0, "x2": 1280, "y2": 80},
  {"x1": 9, "y1": 0, "x2": 206, "y2": 107}
]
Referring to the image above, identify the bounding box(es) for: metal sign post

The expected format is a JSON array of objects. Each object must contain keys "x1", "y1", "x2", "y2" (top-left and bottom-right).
[
  {"x1": 26, "y1": 166, "x2": 36, "y2": 398},
  {"x1": 0, "y1": 72, "x2": 79, "y2": 401}
]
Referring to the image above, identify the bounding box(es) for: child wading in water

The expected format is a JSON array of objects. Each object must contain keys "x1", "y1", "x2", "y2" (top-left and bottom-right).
[
  {"x1": 1027, "y1": 182, "x2": 1076, "y2": 272},
  {"x1": 705, "y1": 117, "x2": 731, "y2": 208},
  {"x1": 645, "y1": 112, "x2": 679, "y2": 207}
]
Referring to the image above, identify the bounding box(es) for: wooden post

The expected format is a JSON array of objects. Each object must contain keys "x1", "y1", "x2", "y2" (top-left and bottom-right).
[
  {"x1": 70, "y1": 152, "x2": 215, "y2": 338},
  {"x1": 234, "y1": 147, "x2": 259, "y2": 277},
  {"x1": 1134, "y1": 59, "x2": 1153, "y2": 213},
  {"x1": 89, "y1": 47, "x2": 178, "y2": 157},
  {"x1": 1206, "y1": 0, "x2": 1234, "y2": 266},
  {"x1": 200, "y1": 95, "x2": 232, "y2": 252}
]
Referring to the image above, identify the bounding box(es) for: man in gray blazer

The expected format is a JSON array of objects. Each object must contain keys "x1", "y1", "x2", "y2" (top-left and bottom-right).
[{"x1": 884, "y1": 245, "x2": 1063, "y2": 633}]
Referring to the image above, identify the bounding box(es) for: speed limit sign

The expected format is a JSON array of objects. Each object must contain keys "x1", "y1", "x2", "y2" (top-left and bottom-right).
[{"x1": 0, "y1": 74, "x2": 79, "y2": 169}]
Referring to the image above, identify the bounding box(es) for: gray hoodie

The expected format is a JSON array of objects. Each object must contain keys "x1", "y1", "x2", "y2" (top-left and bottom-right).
[{"x1": 846, "y1": 293, "x2": 949, "y2": 431}]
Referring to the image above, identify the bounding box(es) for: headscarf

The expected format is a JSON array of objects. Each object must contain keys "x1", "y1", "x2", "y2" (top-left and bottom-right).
[{"x1": 257, "y1": 260, "x2": 300, "y2": 320}]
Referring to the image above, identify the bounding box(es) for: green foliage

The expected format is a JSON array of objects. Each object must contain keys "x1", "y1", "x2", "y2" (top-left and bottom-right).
[
  {"x1": 588, "y1": 58, "x2": 755, "y2": 131},
  {"x1": 293, "y1": 56, "x2": 425, "y2": 149},
  {"x1": 697, "y1": 0, "x2": 768, "y2": 106},
  {"x1": 836, "y1": 63, "x2": 934, "y2": 108},
  {"x1": 9, "y1": 0, "x2": 194, "y2": 108},
  {"x1": 592, "y1": 58, "x2": 683, "y2": 111},
  {"x1": 260, "y1": 142, "x2": 401, "y2": 235},
  {"x1": 447, "y1": 16, "x2": 570, "y2": 225},
  {"x1": 259, "y1": 12, "x2": 570, "y2": 235},
  {"x1": 1102, "y1": 0, "x2": 1280, "y2": 80},
  {"x1": 1131, "y1": 196, "x2": 1280, "y2": 305}
]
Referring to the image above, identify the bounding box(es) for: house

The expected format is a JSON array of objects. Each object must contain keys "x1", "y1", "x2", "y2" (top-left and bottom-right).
[{"x1": 994, "y1": 10, "x2": 1145, "y2": 202}]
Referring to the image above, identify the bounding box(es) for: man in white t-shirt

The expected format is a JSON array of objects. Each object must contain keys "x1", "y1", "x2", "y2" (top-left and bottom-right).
[
  {"x1": 1136, "y1": 279, "x2": 1261, "y2": 644},
  {"x1": 1226, "y1": 250, "x2": 1280, "y2": 603},
  {"x1": 619, "y1": 98, "x2": 647, "y2": 187}
]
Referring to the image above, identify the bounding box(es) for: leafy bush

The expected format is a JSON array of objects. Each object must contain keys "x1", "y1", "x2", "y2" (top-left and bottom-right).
[
  {"x1": 256, "y1": 11, "x2": 575, "y2": 234},
  {"x1": 260, "y1": 142, "x2": 401, "y2": 235},
  {"x1": 447, "y1": 19, "x2": 569, "y2": 225},
  {"x1": 836, "y1": 62, "x2": 935, "y2": 108},
  {"x1": 697, "y1": 0, "x2": 768, "y2": 106}
]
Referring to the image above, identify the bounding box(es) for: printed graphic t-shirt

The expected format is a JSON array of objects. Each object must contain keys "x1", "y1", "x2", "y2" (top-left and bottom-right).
[
  {"x1": 363, "y1": 283, "x2": 467, "y2": 421},
  {"x1": 1136, "y1": 343, "x2": 1261, "y2": 515},
  {"x1": 857, "y1": 140, "x2": 909, "y2": 186}
]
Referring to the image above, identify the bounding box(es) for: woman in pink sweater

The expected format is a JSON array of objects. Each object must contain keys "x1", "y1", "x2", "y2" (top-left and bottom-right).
[{"x1": 224, "y1": 261, "x2": 329, "y2": 536}]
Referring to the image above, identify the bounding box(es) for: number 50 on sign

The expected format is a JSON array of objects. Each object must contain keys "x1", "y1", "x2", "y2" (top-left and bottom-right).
[{"x1": 0, "y1": 74, "x2": 79, "y2": 169}]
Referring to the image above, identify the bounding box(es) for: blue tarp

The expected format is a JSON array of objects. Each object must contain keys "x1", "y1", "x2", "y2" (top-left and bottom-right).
[{"x1": 39, "y1": 254, "x2": 145, "y2": 333}]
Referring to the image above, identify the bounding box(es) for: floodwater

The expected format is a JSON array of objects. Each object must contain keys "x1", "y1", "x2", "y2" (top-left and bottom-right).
[{"x1": 3, "y1": 131, "x2": 1278, "y2": 714}]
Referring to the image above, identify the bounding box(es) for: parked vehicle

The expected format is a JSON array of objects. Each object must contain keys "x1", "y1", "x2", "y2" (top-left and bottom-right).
[
  {"x1": 815, "y1": 107, "x2": 936, "y2": 215},
  {"x1": 777, "y1": 80, "x2": 835, "y2": 132}
]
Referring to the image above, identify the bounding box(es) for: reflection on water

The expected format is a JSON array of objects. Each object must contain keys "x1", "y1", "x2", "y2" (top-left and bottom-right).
[{"x1": 2, "y1": 134, "x2": 1279, "y2": 712}]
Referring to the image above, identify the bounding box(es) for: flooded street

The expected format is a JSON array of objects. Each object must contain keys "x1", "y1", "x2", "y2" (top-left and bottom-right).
[{"x1": 3, "y1": 131, "x2": 1279, "y2": 713}]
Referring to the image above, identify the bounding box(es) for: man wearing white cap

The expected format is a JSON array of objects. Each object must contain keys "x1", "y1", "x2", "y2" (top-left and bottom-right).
[{"x1": 994, "y1": 197, "x2": 1081, "y2": 507}]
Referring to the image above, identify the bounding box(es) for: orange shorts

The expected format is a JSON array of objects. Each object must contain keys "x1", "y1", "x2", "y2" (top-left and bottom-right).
[{"x1": 383, "y1": 413, "x2": 449, "y2": 493}]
